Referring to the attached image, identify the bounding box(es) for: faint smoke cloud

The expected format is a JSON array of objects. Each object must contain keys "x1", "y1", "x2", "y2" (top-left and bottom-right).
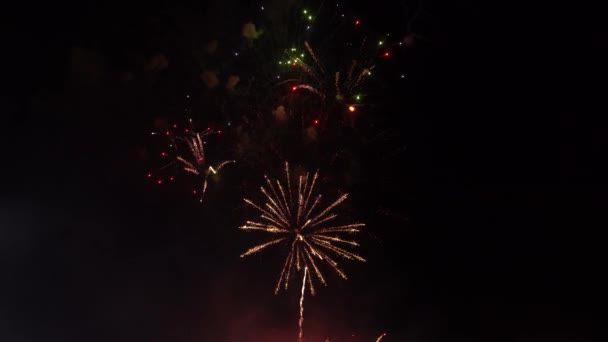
[
  {"x1": 272, "y1": 105, "x2": 288, "y2": 122},
  {"x1": 242, "y1": 22, "x2": 263, "y2": 40},
  {"x1": 226, "y1": 75, "x2": 240, "y2": 91},
  {"x1": 201, "y1": 70, "x2": 220, "y2": 88},
  {"x1": 144, "y1": 53, "x2": 169, "y2": 72}
]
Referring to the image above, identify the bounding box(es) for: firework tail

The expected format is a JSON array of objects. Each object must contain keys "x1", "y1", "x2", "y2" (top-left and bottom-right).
[{"x1": 299, "y1": 267, "x2": 308, "y2": 342}]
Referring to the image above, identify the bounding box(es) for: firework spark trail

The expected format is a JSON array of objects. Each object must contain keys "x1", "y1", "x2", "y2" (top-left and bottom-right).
[
  {"x1": 303, "y1": 245, "x2": 325, "y2": 287},
  {"x1": 353, "y1": 66, "x2": 375, "y2": 88},
  {"x1": 305, "y1": 41, "x2": 325, "y2": 75},
  {"x1": 293, "y1": 84, "x2": 326, "y2": 99},
  {"x1": 210, "y1": 160, "x2": 236, "y2": 174},
  {"x1": 315, "y1": 223, "x2": 365, "y2": 234},
  {"x1": 240, "y1": 237, "x2": 287, "y2": 257},
  {"x1": 303, "y1": 171, "x2": 317, "y2": 211},
  {"x1": 295, "y1": 62, "x2": 322, "y2": 84},
  {"x1": 311, "y1": 236, "x2": 366, "y2": 261},
  {"x1": 375, "y1": 333, "x2": 387, "y2": 342},
  {"x1": 201, "y1": 159, "x2": 235, "y2": 202},
  {"x1": 335, "y1": 72, "x2": 341, "y2": 98},
  {"x1": 285, "y1": 240, "x2": 297, "y2": 290},
  {"x1": 285, "y1": 163, "x2": 292, "y2": 210},
  {"x1": 346, "y1": 60, "x2": 356, "y2": 85},
  {"x1": 264, "y1": 176, "x2": 283, "y2": 209},
  {"x1": 298, "y1": 267, "x2": 308, "y2": 342},
  {"x1": 240, "y1": 162, "x2": 365, "y2": 293},
  {"x1": 313, "y1": 234, "x2": 359, "y2": 246},
  {"x1": 296, "y1": 244, "x2": 302, "y2": 270},
  {"x1": 275, "y1": 244, "x2": 293, "y2": 294},
  {"x1": 307, "y1": 194, "x2": 349, "y2": 227}
]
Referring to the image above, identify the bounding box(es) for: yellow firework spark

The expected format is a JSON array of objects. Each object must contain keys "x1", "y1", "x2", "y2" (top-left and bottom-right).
[{"x1": 240, "y1": 162, "x2": 365, "y2": 294}]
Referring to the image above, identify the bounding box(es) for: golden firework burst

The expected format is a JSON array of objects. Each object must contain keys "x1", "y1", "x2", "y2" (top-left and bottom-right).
[{"x1": 240, "y1": 162, "x2": 365, "y2": 295}]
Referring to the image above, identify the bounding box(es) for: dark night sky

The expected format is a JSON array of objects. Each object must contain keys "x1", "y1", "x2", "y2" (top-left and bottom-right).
[{"x1": 1, "y1": 0, "x2": 603, "y2": 341}]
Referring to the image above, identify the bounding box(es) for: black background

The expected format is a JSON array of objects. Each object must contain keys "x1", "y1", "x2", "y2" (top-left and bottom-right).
[{"x1": 1, "y1": 0, "x2": 602, "y2": 341}]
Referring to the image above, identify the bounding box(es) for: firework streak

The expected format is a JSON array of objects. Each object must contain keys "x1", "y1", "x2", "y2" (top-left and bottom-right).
[{"x1": 299, "y1": 267, "x2": 308, "y2": 342}]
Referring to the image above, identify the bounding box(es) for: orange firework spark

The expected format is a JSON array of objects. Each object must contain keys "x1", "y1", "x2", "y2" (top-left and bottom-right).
[
  {"x1": 240, "y1": 162, "x2": 365, "y2": 294},
  {"x1": 304, "y1": 41, "x2": 326, "y2": 75}
]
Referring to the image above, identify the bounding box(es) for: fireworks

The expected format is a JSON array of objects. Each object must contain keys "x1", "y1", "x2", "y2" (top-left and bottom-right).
[
  {"x1": 240, "y1": 162, "x2": 365, "y2": 294},
  {"x1": 282, "y1": 40, "x2": 375, "y2": 118},
  {"x1": 291, "y1": 41, "x2": 374, "y2": 106},
  {"x1": 244, "y1": 3, "x2": 398, "y2": 136},
  {"x1": 174, "y1": 131, "x2": 235, "y2": 202},
  {"x1": 150, "y1": 126, "x2": 235, "y2": 202},
  {"x1": 138, "y1": 3, "x2": 401, "y2": 339}
]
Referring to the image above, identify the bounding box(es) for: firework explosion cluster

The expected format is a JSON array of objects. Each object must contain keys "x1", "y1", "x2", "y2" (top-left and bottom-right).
[
  {"x1": 240, "y1": 162, "x2": 365, "y2": 295},
  {"x1": 143, "y1": 2, "x2": 409, "y2": 340},
  {"x1": 149, "y1": 123, "x2": 235, "y2": 202}
]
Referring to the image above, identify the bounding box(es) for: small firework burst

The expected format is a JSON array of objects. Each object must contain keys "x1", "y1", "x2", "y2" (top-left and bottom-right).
[
  {"x1": 240, "y1": 161, "x2": 365, "y2": 295},
  {"x1": 278, "y1": 40, "x2": 376, "y2": 124},
  {"x1": 148, "y1": 124, "x2": 234, "y2": 202}
]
